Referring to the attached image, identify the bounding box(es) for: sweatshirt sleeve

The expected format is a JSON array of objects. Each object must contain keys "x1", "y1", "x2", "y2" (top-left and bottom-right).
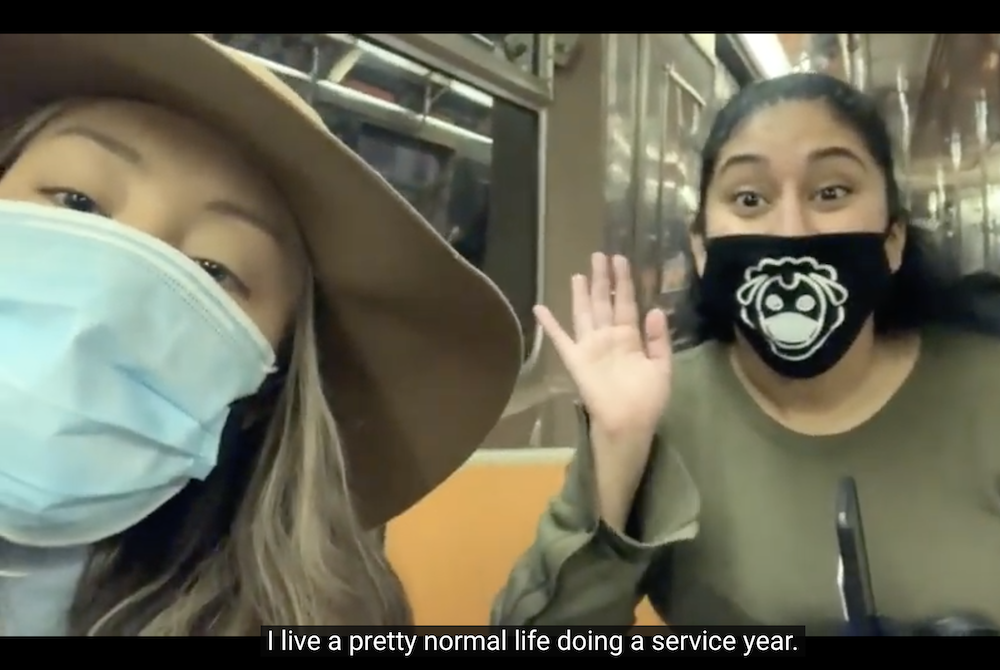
[{"x1": 490, "y1": 404, "x2": 700, "y2": 626}]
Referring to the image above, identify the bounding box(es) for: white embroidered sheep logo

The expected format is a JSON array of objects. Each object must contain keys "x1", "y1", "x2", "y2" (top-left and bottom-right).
[{"x1": 735, "y1": 256, "x2": 849, "y2": 361}]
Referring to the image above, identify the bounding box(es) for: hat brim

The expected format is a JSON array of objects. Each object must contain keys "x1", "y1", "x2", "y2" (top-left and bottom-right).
[{"x1": 0, "y1": 34, "x2": 523, "y2": 527}]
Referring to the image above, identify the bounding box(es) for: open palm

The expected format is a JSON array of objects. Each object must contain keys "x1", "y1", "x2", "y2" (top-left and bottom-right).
[{"x1": 535, "y1": 253, "x2": 673, "y2": 439}]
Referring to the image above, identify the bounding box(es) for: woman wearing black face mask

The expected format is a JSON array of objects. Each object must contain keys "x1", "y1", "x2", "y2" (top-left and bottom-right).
[{"x1": 491, "y1": 72, "x2": 1000, "y2": 634}]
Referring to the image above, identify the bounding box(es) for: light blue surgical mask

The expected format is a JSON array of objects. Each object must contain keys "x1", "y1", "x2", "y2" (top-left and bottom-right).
[{"x1": 0, "y1": 200, "x2": 277, "y2": 548}]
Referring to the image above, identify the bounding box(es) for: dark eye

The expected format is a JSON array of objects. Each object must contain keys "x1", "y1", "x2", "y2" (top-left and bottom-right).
[
  {"x1": 193, "y1": 258, "x2": 249, "y2": 297},
  {"x1": 734, "y1": 191, "x2": 763, "y2": 208},
  {"x1": 45, "y1": 189, "x2": 106, "y2": 216},
  {"x1": 816, "y1": 185, "x2": 850, "y2": 201}
]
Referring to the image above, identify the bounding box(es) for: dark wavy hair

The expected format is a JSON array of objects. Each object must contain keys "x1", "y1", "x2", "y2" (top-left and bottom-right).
[{"x1": 680, "y1": 72, "x2": 988, "y2": 343}]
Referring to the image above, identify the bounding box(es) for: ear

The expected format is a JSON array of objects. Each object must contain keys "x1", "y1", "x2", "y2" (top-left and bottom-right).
[
  {"x1": 690, "y1": 233, "x2": 707, "y2": 277},
  {"x1": 884, "y1": 220, "x2": 907, "y2": 273}
]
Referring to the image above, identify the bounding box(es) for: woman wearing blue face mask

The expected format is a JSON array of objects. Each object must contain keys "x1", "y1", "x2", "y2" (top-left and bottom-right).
[
  {"x1": 494, "y1": 72, "x2": 1000, "y2": 633},
  {"x1": 0, "y1": 35, "x2": 522, "y2": 634}
]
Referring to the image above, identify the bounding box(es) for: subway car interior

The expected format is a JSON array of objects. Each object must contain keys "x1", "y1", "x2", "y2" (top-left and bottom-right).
[{"x1": 209, "y1": 33, "x2": 1000, "y2": 624}]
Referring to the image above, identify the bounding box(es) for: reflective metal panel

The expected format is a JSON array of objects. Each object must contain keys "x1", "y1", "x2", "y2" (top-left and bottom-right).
[
  {"x1": 647, "y1": 36, "x2": 714, "y2": 349},
  {"x1": 601, "y1": 34, "x2": 714, "y2": 349},
  {"x1": 603, "y1": 34, "x2": 642, "y2": 259},
  {"x1": 874, "y1": 34, "x2": 1000, "y2": 273}
]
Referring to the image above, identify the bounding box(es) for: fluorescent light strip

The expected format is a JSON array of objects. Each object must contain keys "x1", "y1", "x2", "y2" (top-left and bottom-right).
[
  {"x1": 739, "y1": 34, "x2": 792, "y2": 79},
  {"x1": 225, "y1": 47, "x2": 493, "y2": 148}
]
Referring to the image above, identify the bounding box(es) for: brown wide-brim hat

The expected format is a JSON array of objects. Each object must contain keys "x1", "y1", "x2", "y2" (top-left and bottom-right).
[{"x1": 0, "y1": 34, "x2": 523, "y2": 527}]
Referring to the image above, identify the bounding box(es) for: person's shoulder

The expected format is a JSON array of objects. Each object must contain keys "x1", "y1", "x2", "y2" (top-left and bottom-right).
[
  {"x1": 920, "y1": 327, "x2": 1000, "y2": 411},
  {"x1": 924, "y1": 327, "x2": 1000, "y2": 477},
  {"x1": 924, "y1": 326, "x2": 1000, "y2": 375},
  {"x1": 930, "y1": 324, "x2": 1000, "y2": 348}
]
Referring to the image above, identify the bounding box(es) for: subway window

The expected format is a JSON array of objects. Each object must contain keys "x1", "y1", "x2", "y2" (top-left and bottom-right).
[{"x1": 212, "y1": 34, "x2": 540, "y2": 359}]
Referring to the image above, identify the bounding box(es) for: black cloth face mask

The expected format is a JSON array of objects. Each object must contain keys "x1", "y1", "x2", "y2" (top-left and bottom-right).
[{"x1": 698, "y1": 233, "x2": 893, "y2": 379}]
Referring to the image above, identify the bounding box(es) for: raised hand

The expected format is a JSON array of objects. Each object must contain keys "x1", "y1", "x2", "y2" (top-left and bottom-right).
[{"x1": 533, "y1": 253, "x2": 673, "y2": 445}]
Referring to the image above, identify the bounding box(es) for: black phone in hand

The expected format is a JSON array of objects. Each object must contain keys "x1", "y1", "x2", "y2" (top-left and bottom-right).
[{"x1": 835, "y1": 476, "x2": 882, "y2": 636}]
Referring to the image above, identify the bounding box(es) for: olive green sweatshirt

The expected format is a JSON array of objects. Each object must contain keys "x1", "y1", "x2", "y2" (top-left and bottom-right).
[{"x1": 492, "y1": 327, "x2": 1000, "y2": 633}]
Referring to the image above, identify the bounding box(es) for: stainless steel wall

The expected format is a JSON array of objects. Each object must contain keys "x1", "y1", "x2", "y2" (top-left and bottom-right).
[
  {"x1": 813, "y1": 34, "x2": 1000, "y2": 275},
  {"x1": 483, "y1": 34, "x2": 717, "y2": 450},
  {"x1": 603, "y1": 34, "x2": 715, "y2": 349}
]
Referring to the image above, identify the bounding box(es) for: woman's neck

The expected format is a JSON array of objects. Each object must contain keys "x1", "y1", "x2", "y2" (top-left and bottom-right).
[{"x1": 729, "y1": 323, "x2": 921, "y2": 434}]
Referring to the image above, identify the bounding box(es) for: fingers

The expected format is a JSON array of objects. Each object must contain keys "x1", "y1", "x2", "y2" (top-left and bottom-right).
[
  {"x1": 644, "y1": 308, "x2": 673, "y2": 362},
  {"x1": 571, "y1": 253, "x2": 641, "y2": 337},
  {"x1": 611, "y1": 254, "x2": 638, "y2": 327},
  {"x1": 589, "y1": 252, "x2": 614, "y2": 328},
  {"x1": 571, "y1": 274, "x2": 593, "y2": 338},
  {"x1": 533, "y1": 305, "x2": 576, "y2": 361}
]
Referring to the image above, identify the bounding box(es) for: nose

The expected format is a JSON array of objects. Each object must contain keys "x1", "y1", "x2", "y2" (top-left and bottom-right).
[
  {"x1": 114, "y1": 199, "x2": 186, "y2": 250},
  {"x1": 774, "y1": 189, "x2": 815, "y2": 237}
]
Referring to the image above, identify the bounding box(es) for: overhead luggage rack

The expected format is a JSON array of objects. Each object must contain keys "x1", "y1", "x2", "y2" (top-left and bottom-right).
[{"x1": 364, "y1": 34, "x2": 556, "y2": 112}]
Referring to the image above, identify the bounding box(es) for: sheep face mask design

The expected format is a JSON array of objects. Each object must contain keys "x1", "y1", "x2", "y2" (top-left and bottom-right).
[
  {"x1": 699, "y1": 233, "x2": 893, "y2": 379},
  {"x1": 736, "y1": 257, "x2": 848, "y2": 362}
]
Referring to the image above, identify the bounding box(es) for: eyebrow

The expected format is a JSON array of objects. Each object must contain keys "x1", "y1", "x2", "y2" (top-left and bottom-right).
[
  {"x1": 50, "y1": 125, "x2": 284, "y2": 244},
  {"x1": 52, "y1": 125, "x2": 144, "y2": 166},
  {"x1": 717, "y1": 146, "x2": 868, "y2": 177},
  {"x1": 206, "y1": 200, "x2": 285, "y2": 243}
]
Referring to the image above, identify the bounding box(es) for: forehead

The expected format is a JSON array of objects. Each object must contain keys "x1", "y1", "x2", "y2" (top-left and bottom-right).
[
  {"x1": 35, "y1": 99, "x2": 238, "y2": 160},
  {"x1": 27, "y1": 99, "x2": 284, "y2": 200},
  {"x1": 715, "y1": 100, "x2": 873, "y2": 169}
]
